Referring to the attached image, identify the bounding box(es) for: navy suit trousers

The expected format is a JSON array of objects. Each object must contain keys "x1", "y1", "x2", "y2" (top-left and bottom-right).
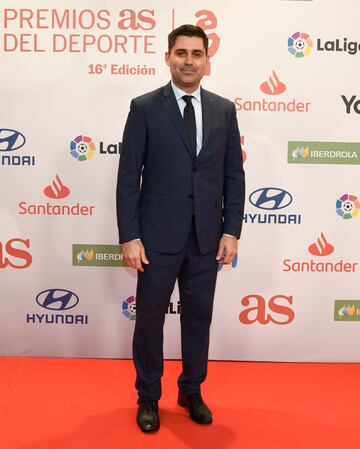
[{"x1": 133, "y1": 218, "x2": 219, "y2": 402}]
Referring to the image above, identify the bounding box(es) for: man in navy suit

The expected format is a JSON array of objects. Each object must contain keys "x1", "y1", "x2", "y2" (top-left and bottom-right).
[{"x1": 116, "y1": 24, "x2": 245, "y2": 432}]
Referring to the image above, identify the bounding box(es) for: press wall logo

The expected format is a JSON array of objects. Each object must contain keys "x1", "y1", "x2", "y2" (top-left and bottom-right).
[
  {"x1": 122, "y1": 296, "x2": 137, "y2": 320},
  {"x1": 234, "y1": 70, "x2": 310, "y2": 113},
  {"x1": 195, "y1": 10, "x2": 219, "y2": 76},
  {"x1": 283, "y1": 233, "x2": 358, "y2": 273},
  {"x1": 308, "y1": 233, "x2": 334, "y2": 257},
  {"x1": 341, "y1": 95, "x2": 360, "y2": 114},
  {"x1": 18, "y1": 175, "x2": 95, "y2": 216},
  {"x1": 27, "y1": 289, "x2": 88, "y2": 325},
  {"x1": 44, "y1": 175, "x2": 70, "y2": 199},
  {"x1": 121, "y1": 296, "x2": 181, "y2": 320},
  {"x1": 336, "y1": 194, "x2": 359, "y2": 220},
  {"x1": 243, "y1": 187, "x2": 301, "y2": 225},
  {"x1": 239, "y1": 294, "x2": 295, "y2": 325},
  {"x1": 289, "y1": 141, "x2": 360, "y2": 165},
  {"x1": 0, "y1": 238, "x2": 32, "y2": 269},
  {"x1": 288, "y1": 32, "x2": 313, "y2": 58},
  {"x1": 288, "y1": 32, "x2": 360, "y2": 58},
  {"x1": 69, "y1": 134, "x2": 122, "y2": 160},
  {"x1": 260, "y1": 71, "x2": 286, "y2": 95},
  {"x1": 73, "y1": 244, "x2": 127, "y2": 267},
  {"x1": 0, "y1": 128, "x2": 35, "y2": 166},
  {"x1": 334, "y1": 301, "x2": 360, "y2": 322}
]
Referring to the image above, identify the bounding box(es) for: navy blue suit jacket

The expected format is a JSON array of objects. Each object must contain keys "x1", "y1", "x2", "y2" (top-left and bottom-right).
[{"x1": 116, "y1": 82, "x2": 245, "y2": 254}]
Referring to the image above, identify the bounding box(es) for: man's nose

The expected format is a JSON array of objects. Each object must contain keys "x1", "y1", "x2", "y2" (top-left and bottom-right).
[{"x1": 184, "y1": 53, "x2": 193, "y2": 64}]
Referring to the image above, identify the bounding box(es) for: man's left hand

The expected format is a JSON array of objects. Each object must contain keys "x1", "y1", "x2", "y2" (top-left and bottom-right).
[{"x1": 216, "y1": 235, "x2": 238, "y2": 265}]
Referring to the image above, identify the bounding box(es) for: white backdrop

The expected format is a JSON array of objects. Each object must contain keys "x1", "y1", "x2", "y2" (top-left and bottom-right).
[{"x1": 1, "y1": 0, "x2": 359, "y2": 361}]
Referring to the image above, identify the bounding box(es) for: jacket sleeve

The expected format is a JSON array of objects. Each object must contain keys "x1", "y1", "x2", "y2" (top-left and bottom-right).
[
  {"x1": 222, "y1": 104, "x2": 245, "y2": 239},
  {"x1": 116, "y1": 99, "x2": 147, "y2": 243}
]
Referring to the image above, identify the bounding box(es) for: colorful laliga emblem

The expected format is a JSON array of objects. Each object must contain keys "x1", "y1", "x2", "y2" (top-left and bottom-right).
[
  {"x1": 288, "y1": 32, "x2": 313, "y2": 58},
  {"x1": 70, "y1": 135, "x2": 95, "y2": 161},
  {"x1": 122, "y1": 296, "x2": 136, "y2": 320},
  {"x1": 336, "y1": 194, "x2": 360, "y2": 219}
]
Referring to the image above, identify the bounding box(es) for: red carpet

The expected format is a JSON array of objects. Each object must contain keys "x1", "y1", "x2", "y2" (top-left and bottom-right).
[{"x1": 0, "y1": 358, "x2": 359, "y2": 449}]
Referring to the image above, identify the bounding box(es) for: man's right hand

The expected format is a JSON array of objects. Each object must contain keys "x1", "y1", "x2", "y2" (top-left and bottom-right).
[{"x1": 121, "y1": 240, "x2": 149, "y2": 272}]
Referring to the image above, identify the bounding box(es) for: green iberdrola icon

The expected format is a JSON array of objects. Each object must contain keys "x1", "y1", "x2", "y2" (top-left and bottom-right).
[{"x1": 72, "y1": 244, "x2": 127, "y2": 267}]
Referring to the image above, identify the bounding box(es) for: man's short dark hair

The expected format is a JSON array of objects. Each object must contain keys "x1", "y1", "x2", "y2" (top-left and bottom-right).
[{"x1": 168, "y1": 24, "x2": 208, "y2": 55}]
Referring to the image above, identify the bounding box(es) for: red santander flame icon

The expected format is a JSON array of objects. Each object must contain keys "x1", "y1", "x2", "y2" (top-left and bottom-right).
[
  {"x1": 43, "y1": 175, "x2": 70, "y2": 199},
  {"x1": 308, "y1": 233, "x2": 334, "y2": 257},
  {"x1": 260, "y1": 71, "x2": 286, "y2": 95}
]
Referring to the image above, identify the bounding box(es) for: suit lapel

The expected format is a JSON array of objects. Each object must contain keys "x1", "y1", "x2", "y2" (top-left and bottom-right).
[{"x1": 160, "y1": 82, "x2": 194, "y2": 160}]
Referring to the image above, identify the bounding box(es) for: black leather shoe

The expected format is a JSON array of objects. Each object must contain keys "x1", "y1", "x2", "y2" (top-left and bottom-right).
[
  {"x1": 178, "y1": 391, "x2": 212, "y2": 424},
  {"x1": 136, "y1": 400, "x2": 160, "y2": 432}
]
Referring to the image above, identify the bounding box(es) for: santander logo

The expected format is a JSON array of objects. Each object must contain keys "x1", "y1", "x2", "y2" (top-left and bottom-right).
[
  {"x1": 18, "y1": 175, "x2": 95, "y2": 216},
  {"x1": 43, "y1": 175, "x2": 70, "y2": 199},
  {"x1": 282, "y1": 233, "x2": 358, "y2": 273},
  {"x1": 308, "y1": 232, "x2": 334, "y2": 256},
  {"x1": 260, "y1": 70, "x2": 286, "y2": 95}
]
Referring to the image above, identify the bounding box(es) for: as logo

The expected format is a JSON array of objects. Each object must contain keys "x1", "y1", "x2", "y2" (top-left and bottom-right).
[
  {"x1": 260, "y1": 71, "x2": 286, "y2": 95},
  {"x1": 0, "y1": 238, "x2": 32, "y2": 269},
  {"x1": 195, "y1": 10, "x2": 219, "y2": 76},
  {"x1": 239, "y1": 294, "x2": 295, "y2": 325}
]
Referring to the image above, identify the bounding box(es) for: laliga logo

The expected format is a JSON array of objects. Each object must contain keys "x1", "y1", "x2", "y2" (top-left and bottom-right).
[
  {"x1": 260, "y1": 71, "x2": 286, "y2": 95},
  {"x1": 70, "y1": 135, "x2": 96, "y2": 161},
  {"x1": 195, "y1": 10, "x2": 220, "y2": 76},
  {"x1": 288, "y1": 32, "x2": 313, "y2": 58}
]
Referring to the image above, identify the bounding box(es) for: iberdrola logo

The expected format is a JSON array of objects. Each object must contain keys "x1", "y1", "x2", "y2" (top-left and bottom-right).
[
  {"x1": 292, "y1": 146, "x2": 310, "y2": 159},
  {"x1": 76, "y1": 249, "x2": 94, "y2": 263},
  {"x1": 338, "y1": 304, "x2": 356, "y2": 318}
]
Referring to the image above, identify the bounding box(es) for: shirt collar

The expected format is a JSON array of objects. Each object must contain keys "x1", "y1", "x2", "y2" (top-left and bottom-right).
[{"x1": 171, "y1": 81, "x2": 201, "y2": 103}]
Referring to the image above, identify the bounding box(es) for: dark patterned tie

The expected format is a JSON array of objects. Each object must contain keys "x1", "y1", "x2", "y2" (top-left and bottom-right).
[{"x1": 182, "y1": 95, "x2": 197, "y2": 159}]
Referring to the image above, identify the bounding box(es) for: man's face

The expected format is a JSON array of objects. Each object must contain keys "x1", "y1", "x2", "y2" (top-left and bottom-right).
[{"x1": 165, "y1": 35, "x2": 209, "y2": 93}]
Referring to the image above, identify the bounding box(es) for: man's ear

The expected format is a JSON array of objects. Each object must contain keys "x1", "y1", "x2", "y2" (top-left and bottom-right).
[{"x1": 164, "y1": 52, "x2": 170, "y2": 66}]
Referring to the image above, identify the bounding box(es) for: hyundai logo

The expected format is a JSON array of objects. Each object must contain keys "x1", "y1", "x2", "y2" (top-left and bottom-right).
[
  {"x1": 249, "y1": 188, "x2": 293, "y2": 210},
  {"x1": 36, "y1": 289, "x2": 79, "y2": 311},
  {"x1": 0, "y1": 129, "x2": 26, "y2": 152}
]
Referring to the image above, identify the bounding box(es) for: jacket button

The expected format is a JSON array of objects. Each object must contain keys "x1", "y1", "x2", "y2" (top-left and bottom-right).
[
  {"x1": 188, "y1": 194, "x2": 194, "y2": 199},
  {"x1": 192, "y1": 166, "x2": 198, "y2": 172}
]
